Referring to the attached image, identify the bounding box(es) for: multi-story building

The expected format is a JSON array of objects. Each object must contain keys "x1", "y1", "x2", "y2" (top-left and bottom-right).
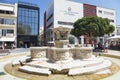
[
  {"x1": 44, "y1": 0, "x2": 116, "y2": 45},
  {"x1": 0, "y1": 2, "x2": 40, "y2": 48},
  {"x1": 17, "y1": 2, "x2": 40, "y2": 48},
  {"x1": 0, "y1": 3, "x2": 17, "y2": 48}
]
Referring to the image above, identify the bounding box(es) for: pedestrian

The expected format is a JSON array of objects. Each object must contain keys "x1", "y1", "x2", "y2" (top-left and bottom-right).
[
  {"x1": 98, "y1": 42, "x2": 103, "y2": 52},
  {"x1": 104, "y1": 41, "x2": 108, "y2": 53},
  {"x1": 25, "y1": 44, "x2": 27, "y2": 48},
  {"x1": 2, "y1": 43, "x2": 4, "y2": 50},
  {"x1": 94, "y1": 41, "x2": 98, "y2": 52},
  {"x1": 11, "y1": 43, "x2": 15, "y2": 49},
  {"x1": 4, "y1": 43, "x2": 7, "y2": 49}
]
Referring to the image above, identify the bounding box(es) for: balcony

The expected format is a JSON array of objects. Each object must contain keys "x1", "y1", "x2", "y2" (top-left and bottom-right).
[
  {"x1": 0, "y1": 24, "x2": 16, "y2": 28},
  {"x1": 0, "y1": 13, "x2": 16, "y2": 18}
]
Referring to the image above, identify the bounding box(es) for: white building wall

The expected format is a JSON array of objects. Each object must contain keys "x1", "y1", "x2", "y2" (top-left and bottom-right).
[
  {"x1": 0, "y1": 3, "x2": 14, "y2": 11},
  {"x1": 54, "y1": 0, "x2": 83, "y2": 29},
  {"x1": 0, "y1": 3, "x2": 17, "y2": 46},
  {"x1": 46, "y1": 0, "x2": 54, "y2": 29},
  {"x1": 45, "y1": 0, "x2": 54, "y2": 42},
  {"x1": 97, "y1": 7, "x2": 116, "y2": 26}
]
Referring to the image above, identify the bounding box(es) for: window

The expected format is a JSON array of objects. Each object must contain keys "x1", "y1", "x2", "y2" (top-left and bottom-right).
[
  {"x1": 18, "y1": 7, "x2": 39, "y2": 35},
  {"x1": 0, "y1": 10, "x2": 4, "y2": 14},
  {"x1": 47, "y1": 22, "x2": 53, "y2": 29},
  {"x1": 0, "y1": 18, "x2": 15, "y2": 25},
  {"x1": 47, "y1": 13, "x2": 53, "y2": 22},
  {"x1": 98, "y1": 10, "x2": 102, "y2": 13},
  {"x1": 2, "y1": 30, "x2": 6, "y2": 36},
  {"x1": 58, "y1": 21, "x2": 74, "y2": 25},
  {"x1": 4, "y1": 19, "x2": 15, "y2": 25},
  {"x1": 6, "y1": 11, "x2": 10, "y2": 14},
  {"x1": 32, "y1": 10, "x2": 36, "y2": 17},
  {"x1": 0, "y1": 10, "x2": 14, "y2": 14},
  {"x1": 109, "y1": 19, "x2": 114, "y2": 22},
  {"x1": 9, "y1": 11, "x2": 14, "y2": 14},
  {"x1": 0, "y1": 29, "x2": 2, "y2": 36},
  {"x1": 104, "y1": 11, "x2": 114, "y2": 15},
  {"x1": 0, "y1": 18, "x2": 4, "y2": 24},
  {"x1": 35, "y1": 11, "x2": 38, "y2": 17},
  {"x1": 7, "y1": 30, "x2": 14, "y2": 34}
]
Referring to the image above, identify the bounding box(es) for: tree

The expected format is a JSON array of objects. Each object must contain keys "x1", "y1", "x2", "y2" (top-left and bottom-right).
[
  {"x1": 71, "y1": 16, "x2": 115, "y2": 43},
  {"x1": 69, "y1": 36, "x2": 75, "y2": 44}
]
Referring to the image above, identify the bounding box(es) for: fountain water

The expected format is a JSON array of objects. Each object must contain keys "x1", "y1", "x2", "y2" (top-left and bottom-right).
[{"x1": 19, "y1": 26, "x2": 112, "y2": 75}]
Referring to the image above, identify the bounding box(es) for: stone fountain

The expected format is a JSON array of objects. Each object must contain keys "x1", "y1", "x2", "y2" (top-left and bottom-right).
[{"x1": 19, "y1": 26, "x2": 112, "y2": 75}]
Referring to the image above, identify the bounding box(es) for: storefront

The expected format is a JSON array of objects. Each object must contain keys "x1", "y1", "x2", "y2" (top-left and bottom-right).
[{"x1": 0, "y1": 37, "x2": 16, "y2": 49}]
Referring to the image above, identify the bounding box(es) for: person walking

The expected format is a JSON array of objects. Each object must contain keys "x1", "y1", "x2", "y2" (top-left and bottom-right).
[
  {"x1": 104, "y1": 41, "x2": 108, "y2": 53},
  {"x1": 2, "y1": 43, "x2": 4, "y2": 50},
  {"x1": 4, "y1": 43, "x2": 7, "y2": 49}
]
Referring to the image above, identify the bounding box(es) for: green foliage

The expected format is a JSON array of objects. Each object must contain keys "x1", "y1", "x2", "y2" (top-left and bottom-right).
[
  {"x1": 69, "y1": 36, "x2": 75, "y2": 44},
  {"x1": 71, "y1": 16, "x2": 115, "y2": 38}
]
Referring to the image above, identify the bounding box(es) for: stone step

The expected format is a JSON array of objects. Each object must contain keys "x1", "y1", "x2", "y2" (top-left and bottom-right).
[
  {"x1": 94, "y1": 69, "x2": 111, "y2": 74},
  {"x1": 19, "y1": 65, "x2": 51, "y2": 75},
  {"x1": 26, "y1": 57, "x2": 105, "y2": 71},
  {"x1": 68, "y1": 60, "x2": 112, "y2": 75},
  {"x1": 69, "y1": 57, "x2": 104, "y2": 69}
]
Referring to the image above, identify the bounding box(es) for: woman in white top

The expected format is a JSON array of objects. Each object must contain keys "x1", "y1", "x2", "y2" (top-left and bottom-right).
[{"x1": 104, "y1": 41, "x2": 108, "y2": 53}]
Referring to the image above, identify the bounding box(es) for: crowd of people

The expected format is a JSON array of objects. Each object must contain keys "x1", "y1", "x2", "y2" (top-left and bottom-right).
[
  {"x1": 1, "y1": 43, "x2": 16, "y2": 50},
  {"x1": 94, "y1": 41, "x2": 109, "y2": 53},
  {"x1": 109, "y1": 41, "x2": 120, "y2": 50}
]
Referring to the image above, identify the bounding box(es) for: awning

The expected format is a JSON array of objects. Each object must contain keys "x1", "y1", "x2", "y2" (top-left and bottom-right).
[
  {"x1": 0, "y1": 37, "x2": 16, "y2": 42},
  {"x1": 47, "y1": 41, "x2": 54, "y2": 44},
  {"x1": 107, "y1": 35, "x2": 120, "y2": 39}
]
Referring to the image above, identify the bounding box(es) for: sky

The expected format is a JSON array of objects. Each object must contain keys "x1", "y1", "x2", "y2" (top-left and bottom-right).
[{"x1": 0, "y1": 0, "x2": 120, "y2": 27}]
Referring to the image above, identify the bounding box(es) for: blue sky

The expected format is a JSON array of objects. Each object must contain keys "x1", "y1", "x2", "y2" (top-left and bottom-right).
[{"x1": 1, "y1": 0, "x2": 120, "y2": 26}]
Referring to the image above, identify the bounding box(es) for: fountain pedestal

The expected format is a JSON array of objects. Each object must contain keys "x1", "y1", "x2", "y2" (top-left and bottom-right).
[
  {"x1": 54, "y1": 40, "x2": 69, "y2": 48},
  {"x1": 49, "y1": 26, "x2": 72, "y2": 62}
]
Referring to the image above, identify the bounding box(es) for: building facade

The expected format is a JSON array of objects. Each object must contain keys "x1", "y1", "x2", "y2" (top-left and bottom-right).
[
  {"x1": 44, "y1": 0, "x2": 116, "y2": 45},
  {"x1": 0, "y1": 2, "x2": 40, "y2": 48},
  {"x1": 0, "y1": 3, "x2": 17, "y2": 48},
  {"x1": 17, "y1": 2, "x2": 40, "y2": 48}
]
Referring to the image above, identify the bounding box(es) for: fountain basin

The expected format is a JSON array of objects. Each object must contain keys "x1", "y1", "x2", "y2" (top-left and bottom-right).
[
  {"x1": 47, "y1": 47, "x2": 72, "y2": 62},
  {"x1": 31, "y1": 47, "x2": 93, "y2": 62},
  {"x1": 31, "y1": 47, "x2": 47, "y2": 59},
  {"x1": 70, "y1": 47, "x2": 93, "y2": 59}
]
